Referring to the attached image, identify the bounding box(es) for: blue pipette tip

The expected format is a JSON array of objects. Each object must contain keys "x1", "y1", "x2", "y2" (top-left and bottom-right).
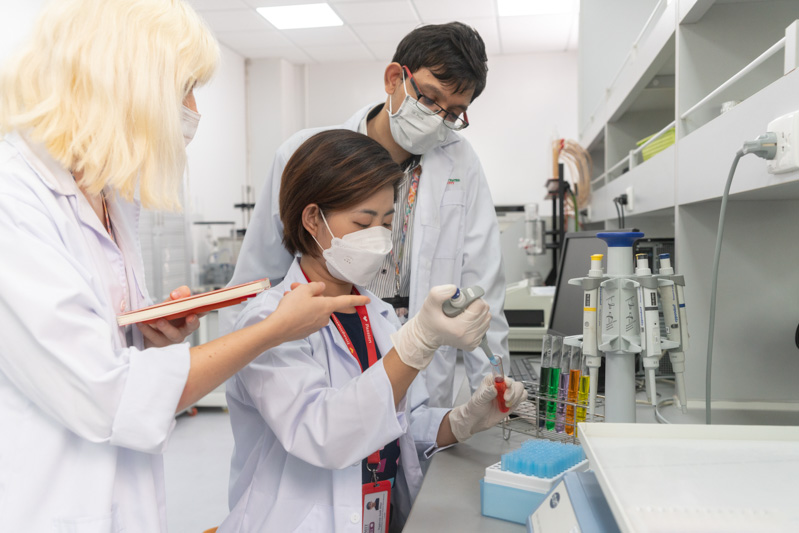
[
  {"x1": 451, "y1": 288, "x2": 460, "y2": 299},
  {"x1": 659, "y1": 253, "x2": 670, "y2": 259},
  {"x1": 500, "y1": 440, "x2": 585, "y2": 478}
]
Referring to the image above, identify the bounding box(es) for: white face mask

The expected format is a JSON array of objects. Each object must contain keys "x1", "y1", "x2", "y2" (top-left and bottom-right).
[
  {"x1": 312, "y1": 211, "x2": 393, "y2": 286},
  {"x1": 386, "y1": 70, "x2": 449, "y2": 155},
  {"x1": 181, "y1": 105, "x2": 201, "y2": 146}
]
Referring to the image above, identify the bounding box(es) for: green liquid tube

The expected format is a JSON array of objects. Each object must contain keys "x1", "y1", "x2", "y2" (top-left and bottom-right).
[
  {"x1": 546, "y1": 336, "x2": 563, "y2": 430},
  {"x1": 538, "y1": 334, "x2": 552, "y2": 428}
]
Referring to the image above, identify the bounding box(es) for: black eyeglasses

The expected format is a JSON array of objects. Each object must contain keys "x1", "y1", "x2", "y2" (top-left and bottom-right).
[{"x1": 402, "y1": 65, "x2": 469, "y2": 131}]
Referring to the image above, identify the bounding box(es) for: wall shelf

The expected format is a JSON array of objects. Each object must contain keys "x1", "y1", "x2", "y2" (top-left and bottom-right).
[{"x1": 577, "y1": 0, "x2": 799, "y2": 409}]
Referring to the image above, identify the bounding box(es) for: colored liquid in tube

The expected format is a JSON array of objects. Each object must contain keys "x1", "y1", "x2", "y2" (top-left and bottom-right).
[
  {"x1": 555, "y1": 372, "x2": 569, "y2": 433},
  {"x1": 565, "y1": 368, "x2": 581, "y2": 435},
  {"x1": 576, "y1": 374, "x2": 590, "y2": 431},
  {"x1": 494, "y1": 376, "x2": 509, "y2": 413},
  {"x1": 537, "y1": 367, "x2": 550, "y2": 428},
  {"x1": 546, "y1": 367, "x2": 560, "y2": 430}
]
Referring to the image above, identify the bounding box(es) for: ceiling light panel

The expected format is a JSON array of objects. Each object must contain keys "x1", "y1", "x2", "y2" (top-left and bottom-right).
[
  {"x1": 332, "y1": 1, "x2": 419, "y2": 25},
  {"x1": 257, "y1": 3, "x2": 343, "y2": 29}
]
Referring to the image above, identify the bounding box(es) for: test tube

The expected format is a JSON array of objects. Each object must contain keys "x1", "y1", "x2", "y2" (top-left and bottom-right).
[
  {"x1": 537, "y1": 334, "x2": 552, "y2": 428},
  {"x1": 575, "y1": 350, "x2": 590, "y2": 434},
  {"x1": 546, "y1": 335, "x2": 563, "y2": 431},
  {"x1": 565, "y1": 345, "x2": 582, "y2": 436},
  {"x1": 555, "y1": 346, "x2": 571, "y2": 433}
]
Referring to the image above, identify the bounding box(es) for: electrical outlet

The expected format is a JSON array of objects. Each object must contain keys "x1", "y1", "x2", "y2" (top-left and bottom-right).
[
  {"x1": 625, "y1": 186, "x2": 634, "y2": 212},
  {"x1": 767, "y1": 111, "x2": 799, "y2": 174}
]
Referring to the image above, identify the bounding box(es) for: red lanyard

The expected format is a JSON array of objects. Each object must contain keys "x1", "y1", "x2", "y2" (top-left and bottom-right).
[
  {"x1": 300, "y1": 268, "x2": 377, "y2": 371},
  {"x1": 300, "y1": 267, "x2": 381, "y2": 466}
]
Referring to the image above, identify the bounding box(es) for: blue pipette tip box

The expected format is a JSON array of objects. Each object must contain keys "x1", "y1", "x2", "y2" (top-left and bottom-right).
[{"x1": 481, "y1": 440, "x2": 588, "y2": 525}]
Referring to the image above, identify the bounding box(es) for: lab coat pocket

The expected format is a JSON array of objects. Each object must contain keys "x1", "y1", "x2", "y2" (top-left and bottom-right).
[
  {"x1": 435, "y1": 190, "x2": 466, "y2": 260},
  {"x1": 53, "y1": 506, "x2": 123, "y2": 533}
]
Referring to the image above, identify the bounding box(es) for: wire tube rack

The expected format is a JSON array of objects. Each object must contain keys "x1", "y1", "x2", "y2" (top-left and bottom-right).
[{"x1": 500, "y1": 390, "x2": 604, "y2": 445}]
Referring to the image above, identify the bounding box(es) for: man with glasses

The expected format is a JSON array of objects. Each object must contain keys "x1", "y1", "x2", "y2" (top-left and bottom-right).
[{"x1": 225, "y1": 22, "x2": 508, "y2": 409}]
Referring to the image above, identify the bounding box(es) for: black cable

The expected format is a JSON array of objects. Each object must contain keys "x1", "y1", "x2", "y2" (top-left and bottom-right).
[
  {"x1": 620, "y1": 201, "x2": 625, "y2": 227},
  {"x1": 613, "y1": 198, "x2": 622, "y2": 227}
]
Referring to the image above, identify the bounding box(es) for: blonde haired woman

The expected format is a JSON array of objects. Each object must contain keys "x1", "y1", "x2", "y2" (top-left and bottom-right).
[{"x1": 0, "y1": 1, "x2": 366, "y2": 531}]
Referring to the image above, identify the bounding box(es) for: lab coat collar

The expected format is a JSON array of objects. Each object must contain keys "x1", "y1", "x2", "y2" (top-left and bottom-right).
[
  {"x1": 281, "y1": 259, "x2": 395, "y2": 371},
  {"x1": 4, "y1": 131, "x2": 80, "y2": 197}
]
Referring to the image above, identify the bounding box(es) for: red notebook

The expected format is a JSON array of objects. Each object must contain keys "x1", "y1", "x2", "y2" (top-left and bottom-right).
[{"x1": 116, "y1": 279, "x2": 270, "y2": 326}]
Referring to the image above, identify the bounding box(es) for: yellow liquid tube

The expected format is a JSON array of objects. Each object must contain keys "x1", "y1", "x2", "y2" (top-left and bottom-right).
[{"x1": 575, "y1": 374, "x2": 590, "y2": 436}]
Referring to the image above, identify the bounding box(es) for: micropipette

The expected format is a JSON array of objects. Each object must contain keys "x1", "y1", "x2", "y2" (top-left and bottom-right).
[
  {"x1": 583, "y1": 254, "x2": 604, "y2": 419},
  {"x1": 442, "y1": 286, "x2": 509, "y2": 413},
  {"x1": 635, "y1": 253, "x2": 661, "y2": 406},
  {"x1": 658, "y1": 253, "x2": 689, "y2": 413}
]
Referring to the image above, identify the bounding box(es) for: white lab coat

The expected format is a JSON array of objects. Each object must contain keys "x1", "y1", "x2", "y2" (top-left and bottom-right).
[
  {"x1": 219, "y1": 259, "x2": 449, "y2": 533},
  {"x1": 222, "y1": 104, "x2": 509, "y2": 407},
  {"x1": 0, "y1": 133, "x2": 190, "y2": 532}
]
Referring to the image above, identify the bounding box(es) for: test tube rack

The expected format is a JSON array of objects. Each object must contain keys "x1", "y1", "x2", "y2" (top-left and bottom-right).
[{"x1": 500, "y1": 392, "x2": 604, "y2": 445}]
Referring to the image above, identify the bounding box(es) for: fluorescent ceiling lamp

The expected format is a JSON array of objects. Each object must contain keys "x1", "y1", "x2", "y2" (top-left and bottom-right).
[
  {"x1": 257, "y1": 3, "x2": 343, "y2": 30},
  {"x1": 497, "y1": 0, "x2": 574, "y2": 17}
]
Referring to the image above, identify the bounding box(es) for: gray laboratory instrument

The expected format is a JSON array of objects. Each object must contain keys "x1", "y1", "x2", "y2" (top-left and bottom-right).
[{"x1": 526, "y1": 471, "x2": 620, "y2": 533}]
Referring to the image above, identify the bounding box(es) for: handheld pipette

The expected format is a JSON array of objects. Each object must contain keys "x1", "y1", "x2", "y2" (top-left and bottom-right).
[
  {"x1": 635, "y1": 254, "x2": 662, "y2": 406},
  {"x1": 583, "y1": 254, "x2": 604, "y2": 419},
  {"x1": 442, "y1": 286, "x2": 509, "y2": 413},
  {"x1": 657, "y1": 254, "x2": 689, "y2": 413}
]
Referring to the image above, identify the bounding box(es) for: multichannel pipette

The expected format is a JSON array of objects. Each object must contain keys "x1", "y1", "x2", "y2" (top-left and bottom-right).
[
  {"x1": 565, "y1": 345, "x2": 582, "y2": 436},
  {"x1": 443, "y1": 286, "x2": 508, "y2": 413}
]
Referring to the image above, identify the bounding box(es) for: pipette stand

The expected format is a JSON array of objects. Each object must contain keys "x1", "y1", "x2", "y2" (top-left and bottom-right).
[{"x1": 567, "y1": 232, "x2": 684, "y2": 424}]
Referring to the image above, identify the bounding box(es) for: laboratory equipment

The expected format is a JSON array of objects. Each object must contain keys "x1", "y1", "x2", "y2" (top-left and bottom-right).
[
  {"x1": 554, "y1": 346, "x2": 571, "y2": 433},
  {"x1": 504, "y1": 279, "x2": 553, "y2": 353},
  {"x1": 565, "y1": 345, "x2": 582, "y2": 436},
  {"x1": 526, "y1": 470, "x2": 620, "y2": 533},
  {"x1": 545, "y1": 335, "x2": 563, "y2": 430},
  {"x1": 566, "y1": 232, "x2": 689, "y2": 423},
  {"x1": 443, "y1": 286, "x2": 508, "y2": 412},
  {"x1": 481, "y1": 439, "x2": 589, "y2": 525},
  {"x1": 538, "y1": 334, "x2": 552, "y2": 429},
  {"x1": 655, "y1": 253, "x2": 689, "y2": 413},
  {"x1": 518, "y1": 203, "x2": 546, "y2": 286}
]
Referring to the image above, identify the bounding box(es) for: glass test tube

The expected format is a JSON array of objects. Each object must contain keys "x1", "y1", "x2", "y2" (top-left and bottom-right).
[
  {"x1": 546, "y1": 335, "x2": 563, "y2": 430},
  {"x1": 555, "y1": 345, "x2": 571, "y2": 433},
  {"x1": 576, "y1": 350, "x2": 590, "y2": 433},
  {"x1": 565, "y1": 345, "x2": 582, "y2": 436},
  {"x1": 537, "y1": 334, "x2": 552, "y2": 428}
]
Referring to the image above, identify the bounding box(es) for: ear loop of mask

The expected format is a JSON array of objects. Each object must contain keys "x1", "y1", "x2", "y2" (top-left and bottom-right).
[
  {"x1": 388, "y1": 68, "x2": 409, "y2": 115},
  {"x1": 310, "y1": 209, "x2": 336, "y2": 253}
]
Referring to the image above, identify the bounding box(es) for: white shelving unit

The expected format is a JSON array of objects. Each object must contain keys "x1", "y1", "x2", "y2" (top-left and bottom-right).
[{"x1": 578, "y1": 0, "x2": 799, "y2": 411}]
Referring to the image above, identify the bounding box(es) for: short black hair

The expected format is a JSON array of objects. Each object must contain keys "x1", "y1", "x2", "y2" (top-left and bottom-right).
[{"x1": 392, "y1": 22, "x2": 488, "y2": 100}]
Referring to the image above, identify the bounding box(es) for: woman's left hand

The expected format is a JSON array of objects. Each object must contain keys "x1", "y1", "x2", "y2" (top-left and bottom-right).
[{"x1": 137, "y1": 285, "x2": 203, "y2": 348}]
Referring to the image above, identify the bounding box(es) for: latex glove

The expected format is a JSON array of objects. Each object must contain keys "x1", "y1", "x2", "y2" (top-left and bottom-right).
[
  {"x1": 448, "y1": 375, "x2": 526, "y2": 442},
  {"x1": 390, "y1": 284, "x2": 490, "y2": 370}
]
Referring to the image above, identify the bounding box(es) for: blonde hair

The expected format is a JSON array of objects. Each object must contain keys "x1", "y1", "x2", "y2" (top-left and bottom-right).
[{"x1": 0, "y1": 0, "x2": 219, "y2": 210}]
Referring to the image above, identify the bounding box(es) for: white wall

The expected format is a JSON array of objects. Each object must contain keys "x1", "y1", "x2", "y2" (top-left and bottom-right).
[
  {"x1": 299, "y1": 53, "x2": 579, "y2": 214},
  {"x1": 186, "y1": 45, "x2": 248, "y2": 228},
  {"x1": 0, "y1": 0, "x2": 47, "y2": 66}
]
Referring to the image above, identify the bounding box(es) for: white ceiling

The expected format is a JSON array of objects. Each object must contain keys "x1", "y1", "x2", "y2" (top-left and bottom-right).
[{"x1": 188, "y1": 0, "x2": 579, "y2": 64}]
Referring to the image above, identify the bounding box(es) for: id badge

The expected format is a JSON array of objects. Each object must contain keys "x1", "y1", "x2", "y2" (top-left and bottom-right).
[{"x1": 362, "y1": 480, "x2": 391, "y2": 533}]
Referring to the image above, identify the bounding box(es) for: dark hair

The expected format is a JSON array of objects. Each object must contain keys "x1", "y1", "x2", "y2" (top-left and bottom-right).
[
  {"x1": 392, "y1": 22, "x2": 488, "y2": 100},
  {"x1": 280, "y1": 130, "x2": 403, "y2": 257}
]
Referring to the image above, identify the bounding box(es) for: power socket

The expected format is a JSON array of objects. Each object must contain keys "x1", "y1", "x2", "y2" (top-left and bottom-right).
[
  {"x1": 625, "y1": 186, "x2": 634, "y2": 211},
  {"x1": 767, "y1": 111, "x2": 799, "y2": 174}
]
